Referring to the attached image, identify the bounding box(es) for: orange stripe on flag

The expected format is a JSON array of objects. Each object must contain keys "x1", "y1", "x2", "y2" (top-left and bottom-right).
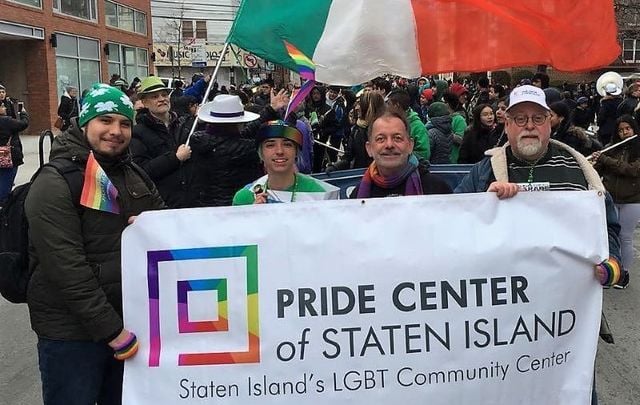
[{"x1": 412, "y1": 0, "x2": 620, "y2": 73}]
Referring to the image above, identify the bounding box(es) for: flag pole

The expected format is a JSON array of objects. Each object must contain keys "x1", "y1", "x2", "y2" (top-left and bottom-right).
[
  {"x1": 186, "y1": 41, "x2": 231, "y2": 146},
  {"x1": 587, "y1": 135, "x2": 638, "y2": 161}
]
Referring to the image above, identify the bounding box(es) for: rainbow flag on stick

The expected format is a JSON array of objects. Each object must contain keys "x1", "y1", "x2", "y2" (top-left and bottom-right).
[
  {"x1": 80, "y1": 151, "x2": 120, "y2": 214},
  {"x1": 283, "y1": 41, "x2": 315, "y2": 120}
]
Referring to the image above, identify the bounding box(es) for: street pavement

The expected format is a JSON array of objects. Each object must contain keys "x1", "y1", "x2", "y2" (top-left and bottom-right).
[{"x1": 0, "y1": 135, "x2": 639, "y2": 404}]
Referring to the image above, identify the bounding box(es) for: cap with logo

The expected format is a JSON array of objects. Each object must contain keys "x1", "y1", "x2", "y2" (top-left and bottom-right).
[{"x1": 507, "y1": 85, "x2": 550, "y2": 111}]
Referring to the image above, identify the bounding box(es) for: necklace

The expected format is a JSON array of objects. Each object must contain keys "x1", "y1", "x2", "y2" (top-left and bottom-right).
[
  {"x1": 265, "y1": 174, "x2": 298, "y2": 202},
  {"x1": 526, "y1": 156, "x2": 544, "y2": 184}
]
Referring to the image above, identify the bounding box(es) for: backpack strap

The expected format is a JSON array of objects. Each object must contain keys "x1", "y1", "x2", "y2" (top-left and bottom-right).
[{"x1": 44, "y1": 158, "x2": 84, "y2": 208}]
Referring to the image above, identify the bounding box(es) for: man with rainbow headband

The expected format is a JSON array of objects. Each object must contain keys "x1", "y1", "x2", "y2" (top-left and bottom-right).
[
  {"x1": 25, "y1": 83, "x2": 164, "y2": 405},
  {"x1": 233, "y1": 120, "x2": 338, "y2": 205}
]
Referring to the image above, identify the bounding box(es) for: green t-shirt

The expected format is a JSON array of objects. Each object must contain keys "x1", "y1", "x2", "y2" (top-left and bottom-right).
[{"x1": 232, "y1": 173, "x2": 338, "y2": 205}]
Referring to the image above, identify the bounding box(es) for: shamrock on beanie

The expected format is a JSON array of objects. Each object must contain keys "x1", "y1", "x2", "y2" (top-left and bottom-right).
[{"x1": 78, "y1": 83, "x2": 135, "y2": 127}]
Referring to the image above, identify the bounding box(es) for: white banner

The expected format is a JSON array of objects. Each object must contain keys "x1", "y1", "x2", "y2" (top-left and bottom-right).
[{"x1": 122, "y1": 191, "x2": 607, "y2": 404}]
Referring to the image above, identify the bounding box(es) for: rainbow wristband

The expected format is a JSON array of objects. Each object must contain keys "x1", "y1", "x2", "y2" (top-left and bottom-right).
[
  {"x1": 597, "y1": 257, "x2": 622, "y2": 286},
  {"x1": 113, "y1": 332, "x2": 139, "y2": 361}
]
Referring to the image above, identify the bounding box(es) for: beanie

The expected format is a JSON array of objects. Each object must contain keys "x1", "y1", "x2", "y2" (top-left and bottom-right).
[
  {"x1": 421, "y1": 88, "x2": 434, "y2": 102},
  {"x1": 78, "y1": 83, "x2": 135, "y2": 127},
  {"x1": 428, "y1": 102, "x2": 449, "y2": 118}
]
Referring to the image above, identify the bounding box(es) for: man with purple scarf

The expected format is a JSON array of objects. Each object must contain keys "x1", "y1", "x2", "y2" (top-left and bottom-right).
[{"x1": 350, "y1": 106, "x2": 452, "y2": 198}]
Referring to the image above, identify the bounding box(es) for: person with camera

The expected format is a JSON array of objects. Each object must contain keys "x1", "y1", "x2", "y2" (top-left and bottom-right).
[{"x1": 0, "y1": 98, "x2": 28, "y2": 205}]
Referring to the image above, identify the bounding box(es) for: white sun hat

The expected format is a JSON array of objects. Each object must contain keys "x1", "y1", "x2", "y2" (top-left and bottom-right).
[{"x1": 197, "y1": 94, "x2": 260, "y2": 123}]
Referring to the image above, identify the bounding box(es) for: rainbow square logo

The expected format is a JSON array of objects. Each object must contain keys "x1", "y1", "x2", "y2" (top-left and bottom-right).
[
  {"x1": 147, "y1": 246, "x2": 259, "y2": 367},
  {"x1": 177, "y1": 279, "x2": 228, "y2": 333}
]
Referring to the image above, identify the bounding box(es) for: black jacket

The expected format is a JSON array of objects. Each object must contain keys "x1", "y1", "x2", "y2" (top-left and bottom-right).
[
  {"x1": 0, "y1": 111, "x2": 28, "y2": 166},
  {"x1": 597, "y1": 97, "x2": 622, "y2": 145},
  {"x1": 189, "y1": 127, "x2": 262, "y2": 207},
  {"x1": 458, "y1": 125, "x2": 500, "y2": 164},
  {"x1": 189, "y1": 105, "x2": 280, "y2": 207},
  {"x1": 25, "y1": 123, "x2": 165, "y2": 342},
  {"x1": 130, "y1": 109, "x2": 192, "y2": 208},
  {"x1": 572, "y1": 106, "x2": 593, "y2": 129},
  {"x1": 331, "y1": 123, "x2": 371, "y2": 170},
  {"x1": 57, "y1": 95, "x2": 79, "y2": 131}
]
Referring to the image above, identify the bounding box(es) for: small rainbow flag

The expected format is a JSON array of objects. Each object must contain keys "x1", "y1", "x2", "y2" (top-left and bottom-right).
[
  {"x1": 285, "y1": 80, "x2": 315, "y2": 120},
  {"x1": 80, "y1": 151, "x2": 120, "y2": 214},
  {"x1": 283, "y1": 40, "x2": 316, "y2": 119},
  {"x1": 284, "y1": 40, "x2": 315, "y2": 81}
]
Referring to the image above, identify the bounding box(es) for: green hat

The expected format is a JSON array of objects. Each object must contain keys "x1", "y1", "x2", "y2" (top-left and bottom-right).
[
  {"x1": 428, "y1": 102, "x2": 450, "y2": 118},
  {"x1": 138, "y1": 76, "x2": 171, "y2": 95},
  {"x1": 78, "y1": 83, "x2": 135, "y2": 127}
]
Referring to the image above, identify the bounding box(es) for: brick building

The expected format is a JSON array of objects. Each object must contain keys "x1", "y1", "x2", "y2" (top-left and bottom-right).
[{"x1": 0, "y1": 0, "x2": 152, "y2": 133}]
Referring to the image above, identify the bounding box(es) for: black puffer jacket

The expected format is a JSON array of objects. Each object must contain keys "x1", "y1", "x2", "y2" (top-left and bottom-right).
[
  {"x1": 427, "y1": 115, "x2": 453, "y2": 164},
  {"x1": 0, "y1": 110, "x2": 28, "y2": 166},
  {"x1": 25, "y1": 123, "x2": 165, "y2": 342},
  {"x1": 130, "y1": 109, "x2": 192, "y2": 208},
  {"x1": 189, "y1": 126, "x2": 262, "y2": 207}
]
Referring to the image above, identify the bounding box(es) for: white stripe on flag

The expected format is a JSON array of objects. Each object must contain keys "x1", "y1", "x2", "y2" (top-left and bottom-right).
[{"x1": 313, "y1": 0, "x2": 421, "y2": 85}]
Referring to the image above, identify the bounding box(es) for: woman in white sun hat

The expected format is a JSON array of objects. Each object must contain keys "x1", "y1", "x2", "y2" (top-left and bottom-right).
[{"x1": 189, "y1": 90, "x2": 288, "y2": 206}]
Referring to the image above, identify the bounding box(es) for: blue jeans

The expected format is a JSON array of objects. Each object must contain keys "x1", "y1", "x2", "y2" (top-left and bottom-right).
[
  {"x1": 0, "y1": 166, "x2": 17, "y2": 204},
  {"x1": 37, "y1": 338, "x2": 123, "y2": 405}
]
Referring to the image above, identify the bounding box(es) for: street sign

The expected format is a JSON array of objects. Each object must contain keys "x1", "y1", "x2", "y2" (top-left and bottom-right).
[
  {"x1": 244, "y1": 54, "x2": 258, "y2": 68},
  {"x1": 191, "y1": 61, "x2": 207, "y2": 67}
]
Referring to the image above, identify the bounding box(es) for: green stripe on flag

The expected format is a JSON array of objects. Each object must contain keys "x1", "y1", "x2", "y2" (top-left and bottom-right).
[{"x1": 227, "y1": 0, "x2": 333, "y2": 72}]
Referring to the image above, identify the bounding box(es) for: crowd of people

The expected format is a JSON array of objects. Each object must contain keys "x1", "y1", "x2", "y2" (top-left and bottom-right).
[{"x1": 0, "y1": 69, "x2": 638, "y2": 405}]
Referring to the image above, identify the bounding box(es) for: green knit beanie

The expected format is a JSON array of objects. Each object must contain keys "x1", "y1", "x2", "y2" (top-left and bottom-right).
[
  {"x1": 428, "y1": 102, "x2": 450, "y2": 118},
  {"x1": 78, "y1": 83, "x2": 135, "y2": 127}
]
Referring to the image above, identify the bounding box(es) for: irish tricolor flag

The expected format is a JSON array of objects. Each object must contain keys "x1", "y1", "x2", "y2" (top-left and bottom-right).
[{"x1": 228, "y1": 0, "x2": 620, "y2": 85}]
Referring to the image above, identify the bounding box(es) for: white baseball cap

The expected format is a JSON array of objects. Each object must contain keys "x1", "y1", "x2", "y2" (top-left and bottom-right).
[
  {"x1": 603, "y1": 82, "x2": 622, "y2": 96},
  {"x1": 507, "y1": 85, "x2": 550, "y2": 111}
]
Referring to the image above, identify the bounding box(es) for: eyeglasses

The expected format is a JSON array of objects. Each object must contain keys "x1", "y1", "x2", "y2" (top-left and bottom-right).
[{"x1": 507, "y1": 113, "x2": 549, "y2": 127}]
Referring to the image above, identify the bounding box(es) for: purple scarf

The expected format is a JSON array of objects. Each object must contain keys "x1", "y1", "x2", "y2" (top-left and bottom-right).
[{"x1": 357, "y1": 154, "x2": 423, "y2": 198}]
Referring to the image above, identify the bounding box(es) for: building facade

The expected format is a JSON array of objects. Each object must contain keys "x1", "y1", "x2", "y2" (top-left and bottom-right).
[
  {"x1": 0, "y1": 0, "x2": 152, "y2": 132},
  {"x1": 150, "y1": 0, "x2": 284, "y2": 88}
]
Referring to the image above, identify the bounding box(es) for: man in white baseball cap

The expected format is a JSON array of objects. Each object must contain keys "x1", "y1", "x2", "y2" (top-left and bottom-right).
[
  {"x1": 189, "y1": 90, "x2": 288, "y2": 206},
  {"x1": 455, "y1": 84, "x2": 625, "y2": 402}
]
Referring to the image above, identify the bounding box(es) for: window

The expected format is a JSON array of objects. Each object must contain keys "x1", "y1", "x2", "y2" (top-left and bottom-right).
[
  {"x1": 8, "y1": 0, "x2": 41, "y2": 8},
  {"x1": 134, "y1": 11, "x2": 146, "y2": 35},
  {"x1": 622, "y1": 39, "x2": 640, "y2": 63},
  {"x1": 118, "y1": 6, "x2": 134, "y2": 31},
  {"x1": 55, "y1": 33, "x2": 100, "y2": 100},
  {"x1": 181, "y1": 21, "x2": 193, "y2": 41},
  {"x1": 105, "y1": 1, "x2": 147, "y2": 35},
  {"x1": 105, "y1": 1, "x2": 117, "y2": 27},
  {"x1": 107, "y1": 43, "x2": 148, "y2": 84},
  {"x1": 54, "y1": 0, "x2": 97, "y2": 21},
  {"x1": 181, "y1": 20, "x2": 207, "y2": 41},
  {"x1": 195, "y1": 21, "x2": 207, "y2": 40}
]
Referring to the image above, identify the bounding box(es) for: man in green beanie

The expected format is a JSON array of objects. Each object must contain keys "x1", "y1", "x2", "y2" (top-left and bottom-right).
[{"x1": 25, "y1": 83, "x2": 164, "y2": 405}]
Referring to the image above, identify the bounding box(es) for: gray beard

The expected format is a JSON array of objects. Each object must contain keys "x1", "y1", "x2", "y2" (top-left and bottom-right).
[{"x1": 515, "y1": 139, "x2": 547, "y2": 162}]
